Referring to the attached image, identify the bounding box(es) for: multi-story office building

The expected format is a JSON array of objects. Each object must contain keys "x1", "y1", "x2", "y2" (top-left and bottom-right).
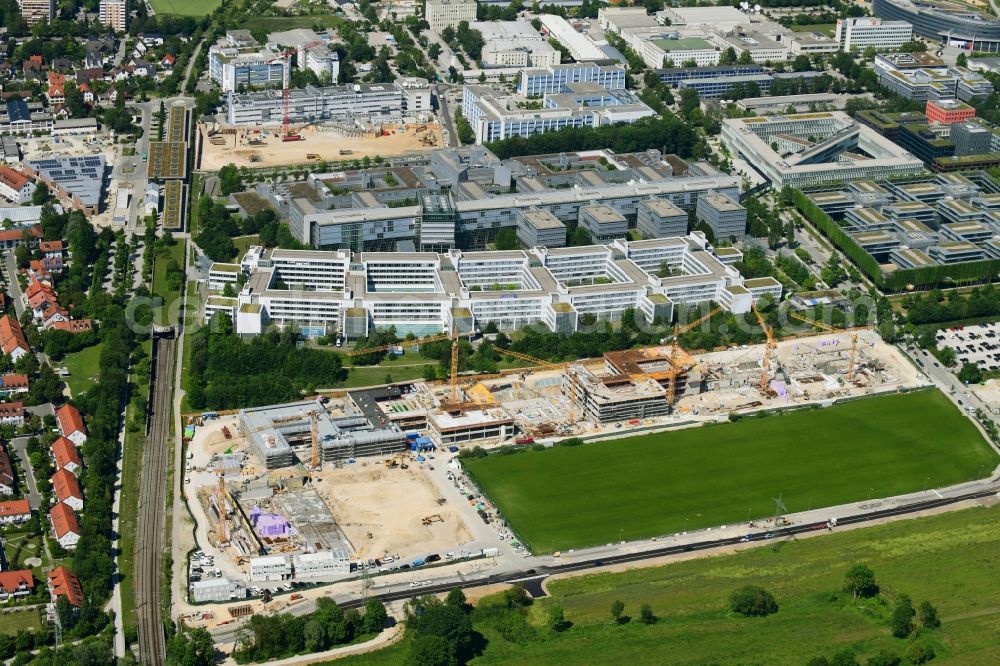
[
  {"x1": 835, "y1": 17, "x2": 913, "y2": 51},
  {"x1": 98, "y1": 0, "x2": 127, "y2": 32},
  {"x1": 678, "y1": 74, "x2": 773, "y2": 101},
  {"x1": 209, "y1": 32, "x2": 284, "y2": 92},
  {"x1": 721, "y1": 112, "x2": 925, "y2": 187},
  {"x1": 637, "y1": 198, "x2": 688, "y2": 238},
  {"x1": 578, "y1": 204, "x2": 628, "y2": 243},
  {"x1": 478, "y1": 21, "x2": 561, "y2": 68},
  {"x1": 462, "y1": 83, "x2": 654, "y2": 144},
  {"x1": 951, "y1": 118, "x2": 994, "y2": 156},
  {"x1": 226, "y1": 83, "x2": 406, "y2": 125},
  {"x1": 696, "y1": 193, "x2": 746, "y2": 241},
  {"x1": 925, "y1": 98, "x2": 975, "y2": 124},
  {"x1": 518, "y1": 63, "x2": 625, "y2": 97},
  {"x1": 516, "y1": 208, "x2": 566, "y2": 248},
  {"x1": 654, "y1": 65, "x2": 766, "y2": 88},
  {"x1": 875, "y1": 53, "x2": 994, "y2": 102},
  {"x1": 873, "y1": 0, "x2": 1000, "y2": 53},
  {"x1": 426, "y1": 0, "x2": 476, "y2": 32},
  {"x1": 17, "y1": 0, "x2": 54, "y2": 25},
  {"x1": 224, "y1": 234, "x2": 781, "y2": 338}
]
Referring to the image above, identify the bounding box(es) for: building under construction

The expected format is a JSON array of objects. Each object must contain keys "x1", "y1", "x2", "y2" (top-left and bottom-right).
[
  {"x1": 238, "y1": 398, "x2": 408, "y2": 469},
  {"x1": 563, "y1": 364, "x2": 672, "y2": 423}
]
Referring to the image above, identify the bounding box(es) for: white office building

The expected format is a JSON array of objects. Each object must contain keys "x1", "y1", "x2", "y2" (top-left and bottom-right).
[
  {"x1": 209, "y1": 32, "x2": 285, "y2": 93},
  {"x1": 478, "y1": 21, "x2": 561, "y2": 68},
  {"x1": 190, "y1": 578, "x2": 246, "y2": 603},
  {"x1": 518, "y1": 63, "x2": 626, "y2": 97},
  {"x1": 226, "y1": 83, "x2": 405, "y2": 125},
  {"x1": 224, "y1": 233, "x2": 781, "y2": 339},
  {"x1": 426, "y1": 0, "x2": 476, "y2": 32},
  {"x1": 835, "y1": 17, "x2": 913, "y2": 52},
  {"x1": 292, "y1": 549, "x2": 351, "y2": 578}
]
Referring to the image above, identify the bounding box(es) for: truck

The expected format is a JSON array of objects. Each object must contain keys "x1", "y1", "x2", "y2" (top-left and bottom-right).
[
  {"x1": 282, "y1": 134, "x2": 302, "y2": 142},
  {"x1": 482, "y1": 547, "x2": 500, "y2": 558}
]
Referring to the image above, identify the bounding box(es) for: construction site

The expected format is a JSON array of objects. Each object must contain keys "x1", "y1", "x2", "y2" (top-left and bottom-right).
[
  {"x1": 197, "y1": 122, "x2": 444, "y2": 171},
  {"x1": 180, "y1": 319, "x2": 926, "y2": 599}
]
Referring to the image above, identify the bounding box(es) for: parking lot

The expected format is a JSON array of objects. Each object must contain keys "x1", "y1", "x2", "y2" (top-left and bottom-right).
[{"x1": 936, "y1": 322, "x2": 1000, "y2": 372}]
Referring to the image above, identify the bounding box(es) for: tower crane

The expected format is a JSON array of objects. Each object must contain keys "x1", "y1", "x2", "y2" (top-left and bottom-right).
[
  {"x1": 345, "y1": 332, "x2": 451, "y2": 356},
  {"x1": 310, "y1": 410, "x2": 321, "y2": 474},
  {"x1": 275, "y1": 39, "x2": 326, "y2": 142},
  {"x1": 788, "y1": 311, "x2": 860, "y2": 380},
  {"x1": 751, "y1": 303, "x2": 775, "y2": 394},
  {"x1": 664, "y1": 306, "x2": 721, "y2": 405}
]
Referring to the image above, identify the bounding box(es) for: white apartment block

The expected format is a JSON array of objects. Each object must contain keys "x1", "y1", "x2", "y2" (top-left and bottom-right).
[
  {"x1": 17, "y1": 0, "x2": 54, "y2": 25},
  {"x1": 292, "y1": 550, "x2": 350, "y2": 578},
  {"x1": 835, "y1": 18, "x2": 913, "y2": 52},
  {"x1": 426, "y1": 0, "x2": 476, "y2": 32},
  {"x1": 99, "y1": 0, "x2": 127, "y2": 32},
  {"x1": 221, "y1": 233, "x2": 781, "y2": 339}
]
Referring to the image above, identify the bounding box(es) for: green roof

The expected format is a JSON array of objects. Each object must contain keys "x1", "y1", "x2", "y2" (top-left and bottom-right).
[
  {"x1": 551, "y1": 302, "x2": 573, "y2": 312},
  {"x1": 210, "y1": 263, "x2": 241, "y2": 273}
]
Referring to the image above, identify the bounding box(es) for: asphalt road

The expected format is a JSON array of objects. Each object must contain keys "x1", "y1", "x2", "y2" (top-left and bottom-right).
[
  {"x1": 210, "y1": 485, "x2": 999, "y2": 645},
  {"x1": 136, "y1": 335, "x2": 176, "y2": 666},
  {"x1": 3, "y1": 250, "x2": 25, "y2": 319},
  {"x1": 10, "y1": 437, "x2": 40, "y2": 510}
]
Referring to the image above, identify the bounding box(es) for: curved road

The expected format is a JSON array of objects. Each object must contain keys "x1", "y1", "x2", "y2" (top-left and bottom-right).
[{"x1": 136, "y1": 336, "x2": 176, "y2": 665}]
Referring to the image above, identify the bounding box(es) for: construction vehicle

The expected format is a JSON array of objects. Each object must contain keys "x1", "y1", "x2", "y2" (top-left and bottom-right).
[
  {"x1": 422, "y1": 514, "x2": 444, "y2": 525},
  {"x1": 788, "y1": 312, "x2": 861, "y2": 380},
  {"x1": 751, "y1": 303, "x2": 776, "y2": 394},
  {"x1": 307, "y1": 153, "x2": 321, "y2": 160}
]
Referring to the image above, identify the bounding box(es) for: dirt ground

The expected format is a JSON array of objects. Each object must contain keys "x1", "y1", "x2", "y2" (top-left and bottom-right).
[
  {"x1": 198, "y1": 123, "x2": 443, "y2": 171},
  {"x1": 314, "y1": 459, "x2": 471, "y2": 560}
]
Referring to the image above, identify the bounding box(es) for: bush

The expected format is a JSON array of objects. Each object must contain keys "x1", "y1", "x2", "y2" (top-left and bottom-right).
[
  {"x1": 918, "y1": 600, "x2": 940, "y2": 629},
  {"x1": 865, "y1": 648, "x2": 900, "y2": 666},
  {"x1": 889, "y1": 594, "x2": 915, "y2": 638},
  {"x1": 843, "y1": 564, "x2": 879, "y2": 599},
  {"x1": 906, "y1": 642, "x2": 936, "y2": 664},
  {"x1": 729, "y1": 585, "x2": 779, "y2": 617}
]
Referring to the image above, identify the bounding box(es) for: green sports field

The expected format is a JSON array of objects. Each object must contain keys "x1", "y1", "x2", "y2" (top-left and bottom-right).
[
  {"x1": 148, "y1": 0, "x2": 220, "y2": 16},
  {"x1": 464, "y1": 390, "x2": 998, "y2": 551}
]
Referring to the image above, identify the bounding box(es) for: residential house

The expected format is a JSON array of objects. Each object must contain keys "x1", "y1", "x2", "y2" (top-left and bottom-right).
[
  {"x1": 51, "y1": 436, "x2": 81, "y2": 473},
  {"x1": 51, "y1": 468, "x2": 83, "y2": 511},
  {"x1": 0, "y1": 166, "x2": 35, "y2": 205},
  {"x1": 39, "y1": 240, "x2": 64, "y2": 268},
  {"x1": 77, "y1": 83, "x2": 94, "y2": 104},
  {"x1": 26, "y1": 280, "x2": 68, "y2": 329},
  {"x1": 0, "y1": 315, "x2": 30, "y2": 361},
  {"x1": 47, "y1": 566, "x2": 83, "y2": 606},
  {"x1": 49, "y1": 504, "x2": 81, "y2": 550},
  {"x1": 56, "y1": 403, "x2": 86, "y2": 445},
  {"x1": 161, "y1": 54, "x2": 175, "y2": 70},
  {"x1": 0, "y1": 446, "x2": 13, "y2": 495},
  {"x1": 0, "y1": 374, "x2": 29, "y2": 398},
  {"x1": 0, "y1": 401, "x2": 23, "y2": 427},
  {"x1": 0, "y1": 498, "x2": 31, "y2": 524},
  {"x1": 0, "y1": 225, "x2": 42, "y2": 250},
  {"x1": 0, "y1": 570, "x2": 34, "y2": 601},
  {"x1": 46, "y1": 72, "x2": 66, "y2": 106}
]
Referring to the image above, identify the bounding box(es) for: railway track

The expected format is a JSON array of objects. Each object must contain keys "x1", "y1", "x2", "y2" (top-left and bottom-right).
[{"x1": 136, "y1": 336, "x2": 175, "y2": 665}]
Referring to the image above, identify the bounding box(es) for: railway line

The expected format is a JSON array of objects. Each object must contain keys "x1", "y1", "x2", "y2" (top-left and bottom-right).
[{"x1": 136, "y1": 335, "x2": 176, "y2": 665}]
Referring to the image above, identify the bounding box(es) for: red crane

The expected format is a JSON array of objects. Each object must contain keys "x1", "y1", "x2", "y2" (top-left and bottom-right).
[{"x1": 276, "y1": 39, "x2": 326, "y2": 142}]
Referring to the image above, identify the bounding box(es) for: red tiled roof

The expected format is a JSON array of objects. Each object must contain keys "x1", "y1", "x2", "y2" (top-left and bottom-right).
[
  {"x1": 52, "y1": 320, "x2": 92, "y2": 333},
  {"x1": 0, "y1": 401, "x2": 23, "y2": 419},
  {"x1": 0, "y1": 166, "x2": 30, "y2": 192},
  {"x1": 49, "y1": 504, "x2": 80, "y2": 539},
  {"x1": 47, "y1": 566, "x2": 83, "y2": 607},
  {"x1": 52, "y1": 437, "x2": 81, "y2": 470},
  {"x1": 51, "y1": 467, "x2": 82, "y2": 502},
  {"x1": 56, "y1": 403, "x2": 85, "y2": 437},
  {"x1": 0, "y1": 373, "x2": 28, "y2": 389},
  {"x1": 0, "y1": 225, "x2": 41, "y2": 243},
  {"x1": 0, "y1": 498, "x2": 29, "y2": 519},
  {"x1": 39, "y1": 240, "x2": 63, "y2": 252},
  {"x1": 0, "y1": 447, "x2": 12, "y2": 488},
  {"x1": 0, "y1": 316, "x2": 28, "y2": 357},
  {"x1": 0, "y1": 570, "x2": 34, "y2": 596}
]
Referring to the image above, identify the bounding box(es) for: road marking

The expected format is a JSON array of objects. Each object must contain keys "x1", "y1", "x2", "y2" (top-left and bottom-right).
[{"x1": 933, "y1": 489, "x2": 943, "y2": 498}]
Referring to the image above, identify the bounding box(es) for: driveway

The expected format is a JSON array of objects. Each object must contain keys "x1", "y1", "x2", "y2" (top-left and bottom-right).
[{"x1": 10, "y1": 436, "x2": 41, "y2": 510}]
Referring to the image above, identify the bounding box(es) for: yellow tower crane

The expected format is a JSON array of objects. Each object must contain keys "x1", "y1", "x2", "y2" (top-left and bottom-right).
[
  {"x1": 309, "y1": 410, "x2": 321, "y2": 474},
  {"x1": 788, "y1": 311, "x2": 860, "y2": 380},
  {"x1": 664, "y1": 306, "x2": 722, "y2": 405},
  {"x1": 751, "y1": 303, "x2": 776, "y2": 394}
]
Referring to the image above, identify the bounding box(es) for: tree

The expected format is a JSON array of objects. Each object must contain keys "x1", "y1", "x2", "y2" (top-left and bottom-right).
[
  {"x1": 32, "y1": 181, "x2": 51, "y2": 206},
  {"x1": 905, "y1": 641, "x2": 935, "y2": 664},
  {"x1": 937, "y1": 346, "x2": 957, "y2": 367},
  {"x1": 738, "y1": 49, "x2": 754, "y2": 65},
  {"x1": 831, "y1": 650, "x2": 860, "y2": 666},
  {"x1": 729, "y1": 585, "x2": 779, "y2": 617},
  {"x1": 957, "y1": 52, "x2": 968, "y2": 67},
  {"x1": 958, "y1": 362, "x2": 982, "y2": 384},
  {"x1": 610, "y1": 600, "x2": 625, "y2": 624},
  {"x1": 303, "y1": 620, "x2": 326, "y2": 652},
  {"x1": 720, "y1": 47, "x2": 737, "y2": 65},
  {"x1": 409, "y1": 633, "x2": 451, "y2": 666},
  {"x1": 546, "y1": 605, "x2": 569, "y2": 632},
  {"x1": 166, "y1": 626, "x2": 216, "y2": 666},
  {"x1": 218, "y1": 163, "x2": 243, "y2": 196},
  {"x1": 843, "y1": 564, "x2": 878, "y2": 599},
  {"x1": 639, "y1": 604, "x2": 657, "y2": 625},
  {"x1": 445, "y1": 587, "x2": 468, "y2": 611},
  {"x1": 889, "y1": 594, "x2": 915, "y2": 638},
  {"x1": 918, "y1": 600, "x2": 940, "y2": 629},
  {"x1": 866, "y1": 649, "x2": 901, "y2": 666},
  {"x1": 494, "y1": 228, "x2": 518, "y2": 250},
  {"x1": 362, "y1": 599, "x2": 388, "y2": 634}
]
